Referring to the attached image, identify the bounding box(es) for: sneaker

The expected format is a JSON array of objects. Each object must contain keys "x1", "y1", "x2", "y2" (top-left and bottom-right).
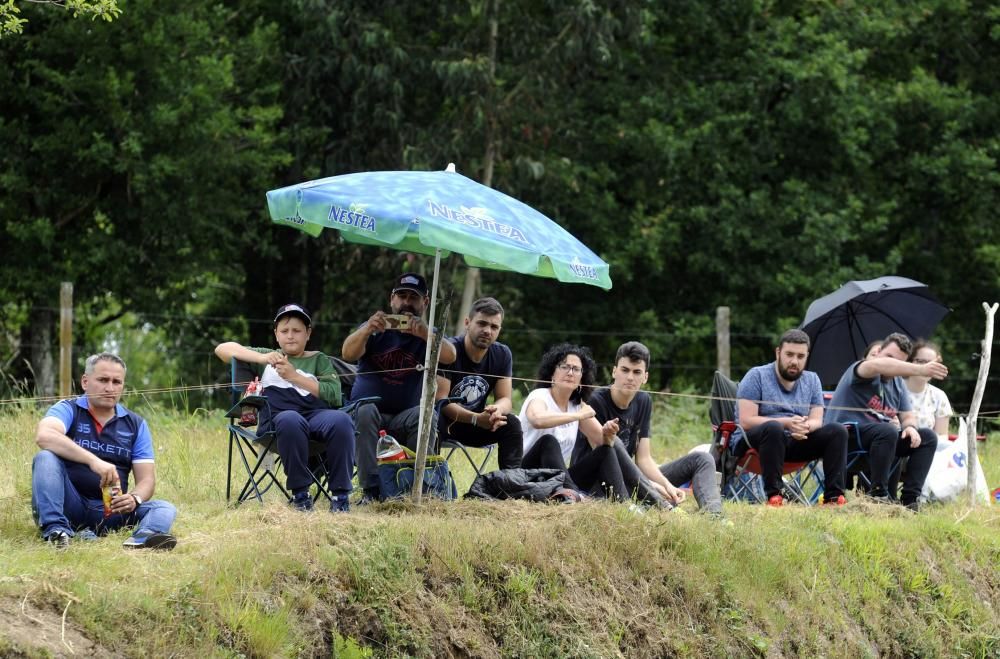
[
  {"x1": 44, "y1": 530, "x2": 70, "y2": 549},
  {"x1": 76, "y1": 529, "x2": 99, "y2": 541},
  {"x1": 290, "y1": 491, "x2": 314, "y2": 512},
  {"x1": 823, "y1": 495, "x2": 847, "y2": 507},
  {"x1": 329, "y1": 494, "x2": 350, "y2": 513},
  {"x1": 902, "y1": 500, "x2": 921, "y2": 513},
  {"x1": 767, "y1": 495, "x2": 784, "y2": 508},
  {"x1": 123, "y1": 531, "x2": 177, "y2": 550}
]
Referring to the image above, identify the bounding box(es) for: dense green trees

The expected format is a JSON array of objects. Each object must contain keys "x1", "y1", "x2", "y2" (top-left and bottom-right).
[{"x1": 1, "y1": 0, "x2": 998, "y2": 409}]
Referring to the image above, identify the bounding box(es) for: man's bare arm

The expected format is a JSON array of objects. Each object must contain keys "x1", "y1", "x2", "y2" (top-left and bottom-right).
[{"x1": 35, "y1": 418, "x2": 118, "y2": 486}]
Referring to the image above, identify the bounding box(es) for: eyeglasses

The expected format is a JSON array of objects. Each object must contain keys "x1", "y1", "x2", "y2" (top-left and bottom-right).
[{"x1": 556, "y1": 363, "x2": 583, "y2": 374}]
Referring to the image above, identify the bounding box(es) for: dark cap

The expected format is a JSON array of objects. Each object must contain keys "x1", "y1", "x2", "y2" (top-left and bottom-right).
[
  {"x1": 392, "y1": 272, "x2": 428, "y2": 297},
  {"x1": 273, "y1": 303, "x2": 312, "y2": 327}
]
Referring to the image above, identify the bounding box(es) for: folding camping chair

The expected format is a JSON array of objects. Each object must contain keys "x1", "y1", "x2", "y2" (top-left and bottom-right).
[
  {"x1": 440, "y1": 440, "x2": 494, "y2": 478},
  {"x1": 709, "y1": 371, "x2": 824, "y2": 504},
  {"x1": 223, "y1": 357, "x2": 376, "y2": 506}
]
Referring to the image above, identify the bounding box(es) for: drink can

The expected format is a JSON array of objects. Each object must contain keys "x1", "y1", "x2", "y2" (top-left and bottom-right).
[{"x1": 102, "y1": 484, "x2": 120, "y2": 518}]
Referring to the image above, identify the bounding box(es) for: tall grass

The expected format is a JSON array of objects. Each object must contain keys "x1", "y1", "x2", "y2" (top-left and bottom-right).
[{"x1": 0, "y1": 395, "x2": 998, "y2": 657}]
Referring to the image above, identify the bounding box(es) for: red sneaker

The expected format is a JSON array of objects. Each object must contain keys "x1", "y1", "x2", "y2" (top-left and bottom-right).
[
  {"x1": 823, "y1": 495, "x2": 847, "y2": 506},
  {"x1": 767, "y1": 495, "x2": 784, "y2": 507}
]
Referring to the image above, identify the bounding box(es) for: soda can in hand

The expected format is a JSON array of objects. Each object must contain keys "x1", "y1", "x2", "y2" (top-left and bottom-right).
[{"x1": 102, "y1": 484, "x2": 121, "y2": 518}]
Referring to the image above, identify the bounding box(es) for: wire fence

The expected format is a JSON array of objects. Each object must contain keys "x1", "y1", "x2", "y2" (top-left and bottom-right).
[{"x1": 3, "y1": 306, "x2": 999, "y2": 416}]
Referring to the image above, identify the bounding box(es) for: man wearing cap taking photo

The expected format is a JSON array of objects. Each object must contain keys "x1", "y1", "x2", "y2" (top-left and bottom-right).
[
  {"x1": 343, "y1": 273, "x2": 457, "y2": 502},
  {"x1": 215, "y1": 303, "x2": 355, "y2": 512}
]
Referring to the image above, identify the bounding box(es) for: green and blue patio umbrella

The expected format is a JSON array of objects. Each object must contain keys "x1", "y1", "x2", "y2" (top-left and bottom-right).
[{"x1": 266, "y1": 164, "x2": 612, "y2": 499}]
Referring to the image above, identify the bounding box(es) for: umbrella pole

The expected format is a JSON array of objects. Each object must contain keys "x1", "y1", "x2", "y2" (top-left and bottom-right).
[{"x1": 411, "y1": 249, "x2": 446, "y2": 504}]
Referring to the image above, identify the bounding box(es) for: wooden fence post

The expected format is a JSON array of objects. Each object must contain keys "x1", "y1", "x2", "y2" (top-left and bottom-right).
[
  {"x1": 966, "y1": 302, "x2": 997, "y2": 505},
  {"x1": 716, "y1": 306, "x2": 731, "y2": 379},
  {"x1": 59, "y1": 282, "x2": 73, "y2": 397}
]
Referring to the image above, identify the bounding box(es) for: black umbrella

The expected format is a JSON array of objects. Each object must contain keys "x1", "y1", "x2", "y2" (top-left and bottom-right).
[{"x1": 800, "y1": 276, "x2": 949, "y2": 385}]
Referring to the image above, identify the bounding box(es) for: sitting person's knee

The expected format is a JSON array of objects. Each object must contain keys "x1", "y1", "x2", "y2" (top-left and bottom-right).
[
  {"x1": 33, "y1": 449, "x2": 60, "y2": 468},
  {"x1": 693, "y1": 450, "x2": 715, "y2": 471},
  {"x1": 916, "y1": 427, "x2": 937, "y2": 449},
  {"x1": 356, "y1": 402, "x2": 380, "y2": 422},
  {"x1": 504, "y1": 413, "x2": 521, "y2": 431},
  {"x1": 825, "y1": 422, "x2": 849, "y2": 440}
]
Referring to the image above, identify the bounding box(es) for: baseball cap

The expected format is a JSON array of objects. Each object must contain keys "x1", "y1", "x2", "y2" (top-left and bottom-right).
[
  {"x1": 392, "y1": 272, "x2": 428, "y2": 297},
  {"x1": 273, "y1": 303, "x2": 312, "y2": 327}
]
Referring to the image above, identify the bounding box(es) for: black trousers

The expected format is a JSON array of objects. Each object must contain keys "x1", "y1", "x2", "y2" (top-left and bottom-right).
[
  {"x1": 854, "y1": 423, "x2": 937, "y2": 504},
  {"x1": 522, "y1": 435, "x2": 641, "y2": 502},
  {"x1": 438, "y1": 413, "x2": 523, "y2": 469},
  {"x1": 744, "y1": 420, "x2": 848, "y2": 499}
]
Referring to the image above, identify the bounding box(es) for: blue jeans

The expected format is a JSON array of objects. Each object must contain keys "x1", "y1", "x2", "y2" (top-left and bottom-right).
[{"x1": 31, "y1": 450, "x2": 177, "y2": 538}]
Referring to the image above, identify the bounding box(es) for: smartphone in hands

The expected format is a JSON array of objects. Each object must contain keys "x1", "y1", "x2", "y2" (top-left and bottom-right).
[{"x1": 383, "y1": 314, "x2": 411, "y2": 331}]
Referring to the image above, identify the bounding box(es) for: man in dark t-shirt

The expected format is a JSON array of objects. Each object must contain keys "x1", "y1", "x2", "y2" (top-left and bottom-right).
[
  {"x1": 826, "y1": 332, "x2": 948, "y2": 508},
  {"x1": 574, "y1": 341, "x2": 722, "y2": 513},
  {"x1": 342, "y1": 272, "x2": 457, "y2": 500},
  {"x1": 436, "y1": 297, "x2": 522, "y2": 469}
]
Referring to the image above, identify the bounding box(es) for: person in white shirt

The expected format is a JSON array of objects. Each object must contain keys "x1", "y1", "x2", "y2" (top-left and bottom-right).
[
  {"x1": 905, "y1": 340, "x2": 953, "y2": 436},
  {"x1": 518, "y1": 343, "x2": 644, "y2": 502}
]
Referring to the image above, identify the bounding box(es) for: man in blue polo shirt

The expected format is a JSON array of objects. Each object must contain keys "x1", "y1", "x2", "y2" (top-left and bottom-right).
[
  {"x1": 736, "y1": 329, "x2": 848, "y2": 507},
  {"x1": 31, "y1": 353, "x2": 177, "y2": 549},
  {"x1": 342, "y1": 273, "x2": 457, "y2": 500}
]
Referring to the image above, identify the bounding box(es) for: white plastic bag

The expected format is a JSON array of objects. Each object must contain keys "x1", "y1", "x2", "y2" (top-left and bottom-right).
[{"x1": 921, "y1": 418, "x2": 990, "y2": 503}]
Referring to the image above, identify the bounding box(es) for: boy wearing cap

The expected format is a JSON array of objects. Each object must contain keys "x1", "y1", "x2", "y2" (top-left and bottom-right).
[
  {"x1": 215, "y1": 304, "x2": 355, "y2": 512},
  {"x1": 342, "y1": 272, "x2": 457, "y2": 501}
]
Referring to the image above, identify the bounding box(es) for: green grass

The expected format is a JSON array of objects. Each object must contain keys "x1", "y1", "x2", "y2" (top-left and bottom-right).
[{"x1": 1, "y1": 395, "x2": 998, "y2": 657}]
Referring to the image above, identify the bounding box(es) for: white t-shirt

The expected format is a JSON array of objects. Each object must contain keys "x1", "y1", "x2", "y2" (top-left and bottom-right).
[
  {"x1": 518, "y1": 388, "x2": 581, "y2": 464},
  {"x1": 906, "y1": 383, "x2": 953, "y2": 431}
]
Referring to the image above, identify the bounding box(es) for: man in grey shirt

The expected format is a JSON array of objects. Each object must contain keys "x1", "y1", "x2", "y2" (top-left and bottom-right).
[
  {"x1": 736, "y1": 329, "x2": 849, "y2": 507},
  {"x1": 826, "y1": 333, "x2": 948, "y2": 509}
]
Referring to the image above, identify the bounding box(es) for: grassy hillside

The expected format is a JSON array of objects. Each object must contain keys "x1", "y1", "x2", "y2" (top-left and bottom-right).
[{"x1": 1, "y1": 396, "x2": 998, "y2": 658}]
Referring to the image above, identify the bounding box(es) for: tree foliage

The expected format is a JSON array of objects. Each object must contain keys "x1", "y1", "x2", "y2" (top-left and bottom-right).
[
  {"x1": 1, "y1": 0, "x2": 999, "y2": 409},
  {"x1": 0, "y1": 0, "x2": 119, "y2": 38}
]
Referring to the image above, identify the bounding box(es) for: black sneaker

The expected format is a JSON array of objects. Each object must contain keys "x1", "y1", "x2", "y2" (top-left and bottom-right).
[
  {"x1": 329, "y1": 494, "x2": 350, "y2": 513},
  {"x1": 44, "y1": 530, "x2": 70, "y2": 549},
  {"x1": 290, "y1": 491, "x2": 314, "y2": 512},
  {"x1": 123, "y1": 531, "x2": 177, "y2": 550}
]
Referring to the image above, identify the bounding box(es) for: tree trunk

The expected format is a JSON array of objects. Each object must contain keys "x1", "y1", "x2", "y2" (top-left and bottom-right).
[{"x1": 457, "y1": 0, "x2": 499, "y2": 324}]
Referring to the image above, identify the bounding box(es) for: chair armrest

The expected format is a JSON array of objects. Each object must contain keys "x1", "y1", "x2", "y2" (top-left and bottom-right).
[
  {"x1": 224, "y1": 395, "x2": 268, "y2": 419},
  {"x1": 340, "y1": 396, "x2": 381, "y2": 416}
]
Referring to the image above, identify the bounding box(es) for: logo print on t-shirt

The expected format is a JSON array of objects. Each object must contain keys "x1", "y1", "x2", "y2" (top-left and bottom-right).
[
  {"x1": 451, "y1": 375, "x2": 489, "y2": 411},
  {"x1": 371, "y1": 347, "x2": 421, "y2": 385}
]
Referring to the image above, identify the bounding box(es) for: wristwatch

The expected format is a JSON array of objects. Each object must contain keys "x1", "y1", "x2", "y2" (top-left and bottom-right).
[{"x1": 131, "y1": 493, "x2": 144, "y2": 506}]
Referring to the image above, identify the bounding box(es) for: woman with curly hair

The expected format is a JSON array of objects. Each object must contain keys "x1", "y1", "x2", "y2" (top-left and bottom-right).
[{"x1": 517, "y1": 343, "x2": 639, "y2": 502}]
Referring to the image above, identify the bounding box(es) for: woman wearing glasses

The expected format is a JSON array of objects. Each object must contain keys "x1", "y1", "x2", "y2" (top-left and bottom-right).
[
  {"x1": 905, "y1": 340, "x2": 953, "y2": 435},
  {"x1": 518, "y1": 343, "x2": 637, "y2": 501}
]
